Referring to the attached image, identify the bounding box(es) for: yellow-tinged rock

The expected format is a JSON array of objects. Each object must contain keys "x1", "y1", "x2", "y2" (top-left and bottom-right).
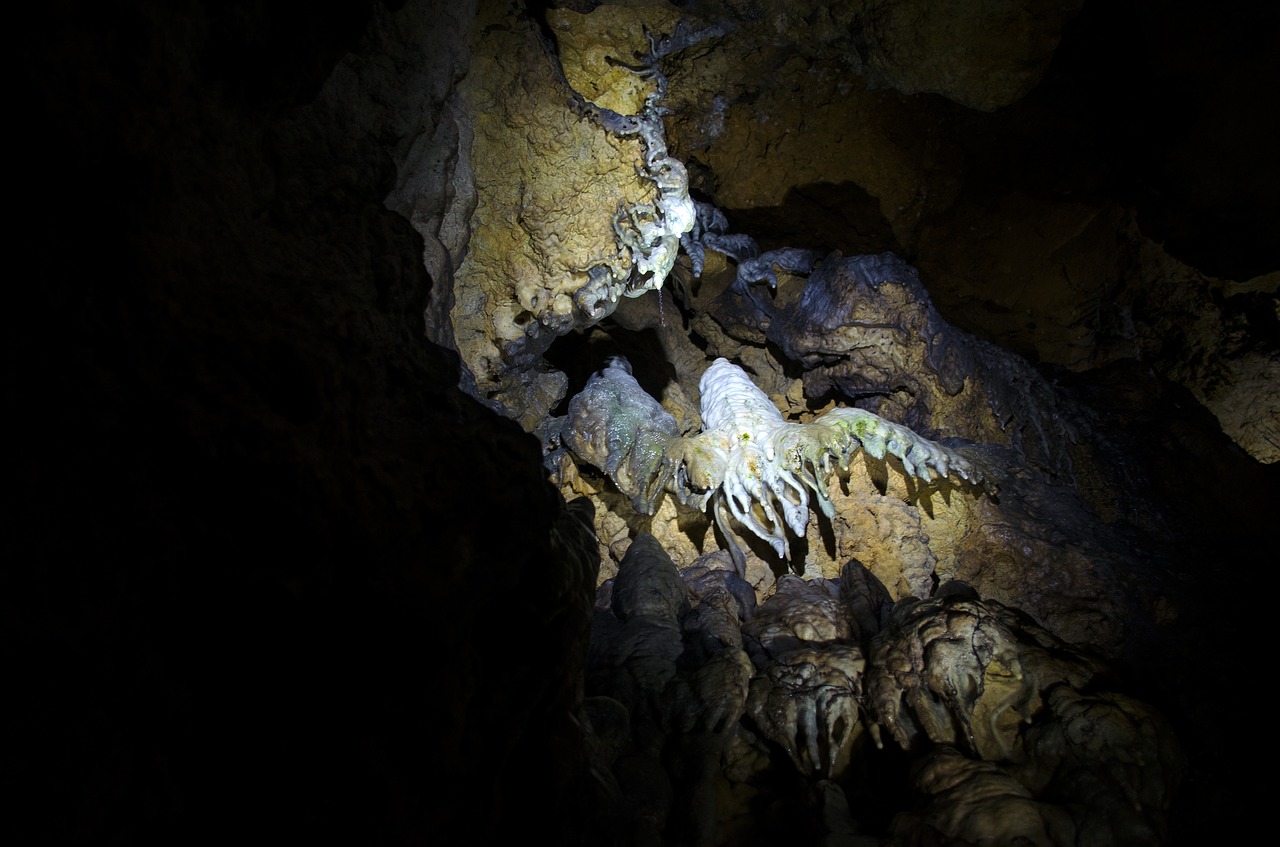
[
  {"x1": 453, "y1": 2, "x2": 658, "y2": 414},
  {"x1": 546, "y1": 2, "x2": 682, "y2": 115}
]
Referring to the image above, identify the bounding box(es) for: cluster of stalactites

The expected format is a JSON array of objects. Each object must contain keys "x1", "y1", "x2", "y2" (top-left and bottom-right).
[
  {"x1": 687, "y1": 359, "x2": 983, "y2": 560},
  {"x1": 563, "y1": 357, "x2": 988, "y2": 565}
]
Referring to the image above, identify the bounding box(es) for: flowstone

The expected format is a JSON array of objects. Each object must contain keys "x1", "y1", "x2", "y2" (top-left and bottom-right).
[{"x1": 451, "y1": 3, "x2": 699, "y2": 423}]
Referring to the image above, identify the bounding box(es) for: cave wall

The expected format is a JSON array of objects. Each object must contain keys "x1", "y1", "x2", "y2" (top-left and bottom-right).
[{"x1": 15, "y1": 1, "x2": 597, "y2": 842}]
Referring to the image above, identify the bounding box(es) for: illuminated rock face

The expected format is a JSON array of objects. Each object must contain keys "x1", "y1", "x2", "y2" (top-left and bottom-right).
[
  {"x1": 417, "y1": 2, "x2": 701, "y2": 426},
  {"x1": 351, "y1": 2, "x2": 1273, "y2": 843},
  {"x1": 556, "y1": 252, "x2": 1141, "y2": 651},
  {"x1": 450, "y1": 3, "x2": 652, "y2": 423}
]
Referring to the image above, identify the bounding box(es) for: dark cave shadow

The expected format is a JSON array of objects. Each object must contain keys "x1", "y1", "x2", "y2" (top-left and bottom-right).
[
  {"x1": 724, "y1": 180, "x2": 902, "y2": 256},
  {"x1": 856, "y1": 451, "x2": 986, "y2": 518},
  {"x1": 676, "y1": 504, "x2": 710, "y2": 553},
  {"x1": 859, "y1": 452, "x2": 891, "y2": 496},
  {"x1": 708, "y1": 508, "x2": 800, "y2": 581},
  {"x1": 543, "y1": 323, "x2": 678, "y2": 416},
  {"x1": 817, "y1": 507, "x2": 838, "y2": 565}
]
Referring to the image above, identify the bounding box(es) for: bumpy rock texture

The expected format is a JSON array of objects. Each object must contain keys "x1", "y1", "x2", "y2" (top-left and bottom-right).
[{"x1": 18, "y1": 1, "x2": 1276, "y2": 846}]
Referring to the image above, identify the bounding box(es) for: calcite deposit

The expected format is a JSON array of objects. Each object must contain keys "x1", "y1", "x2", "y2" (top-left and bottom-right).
[
  {"x1": 562, "y1": 354, "x2": 988, "y2": 570},
  {"x1": 442, "y1": 1, "x2": 710, "y2": 425},
  {"x1": 454, "y1": 9, "x2": 642, "y2": 419}
]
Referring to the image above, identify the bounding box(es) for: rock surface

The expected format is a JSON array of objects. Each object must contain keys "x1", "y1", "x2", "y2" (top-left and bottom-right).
[{"x1": 15, "y1": 1, "x2": 1276, "y2": 845}]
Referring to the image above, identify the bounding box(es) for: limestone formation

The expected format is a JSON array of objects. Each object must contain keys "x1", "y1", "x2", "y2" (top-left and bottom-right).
[
  {"x1": 35, "y1": 1, "x2": 1273, "y2": 845},
  {"x1": 703, "y1": 250, "x2": 1087, "y2": 479},
  {"x1": 864, "y1": 582, "x2": 1104, "y2": 763},
  {"x1": 434, "y1": 5, "x2": 650, "y2": 421},
  {"x1": 563, "y1": 354, "x2": 988, "y2": 573},
  {"x1": 585, "y1": 551, "x2": 1182, "y2": 845}
]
